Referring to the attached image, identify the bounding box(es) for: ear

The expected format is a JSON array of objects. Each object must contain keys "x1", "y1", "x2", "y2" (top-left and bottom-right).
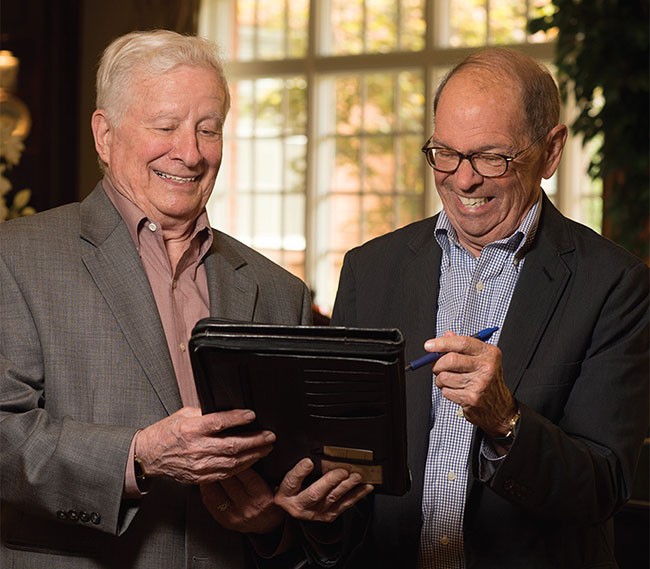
[
  {"x1": 91, "y1": 110, "x2": 112, "y2": 165},
  {"x1": 540, "y1": 124, "x2": 568, "y2": 180}
]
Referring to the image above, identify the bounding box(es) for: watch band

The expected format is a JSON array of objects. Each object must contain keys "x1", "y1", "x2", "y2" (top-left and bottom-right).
[
  {"x1": 133, "y1": 453, "x2": 151, "y2": 493},
  {"x1": 490, "y1": 408, "x2": 521, "y2": 446}
]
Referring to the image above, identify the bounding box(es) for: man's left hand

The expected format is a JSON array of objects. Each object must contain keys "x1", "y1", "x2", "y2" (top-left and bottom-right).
[
  {"x1": 200, "y1": 469, "x2": 284, "y2": 534},
  {"x1": 274, "y1": 458, "x2": 374, "y2": 523}
]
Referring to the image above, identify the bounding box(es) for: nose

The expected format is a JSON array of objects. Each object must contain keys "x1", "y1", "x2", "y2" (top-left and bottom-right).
[
  {"x1": 171, "y1": 128, "x2": 202, "y2": 167},
  {"x1": 454, "y1": 156, "x2": 482, "y2": 190}
]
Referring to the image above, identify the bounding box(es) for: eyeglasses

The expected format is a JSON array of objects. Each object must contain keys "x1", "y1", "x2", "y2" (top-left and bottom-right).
[{"x1": 421, "y1": 134, "x2": 546, "y2": 178}]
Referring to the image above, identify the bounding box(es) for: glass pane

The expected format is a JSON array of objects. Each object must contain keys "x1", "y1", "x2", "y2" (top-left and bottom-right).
[
  {"x1": 235, "y1": 139, "x2": 253, "y2": 190},
  {"x1": 397, "y1": 194, "x2": 424, "y2": 226},
  {"x1": 449, "y1": 0, "x2": 487, "y2": 47},
  {"x1": 489, "y1": 0, "x2": 527, "y2": 44},
  {"x1": 288, "y1": 1, "x2": 309, "y2": 57},
  {"x1": 252, "y1": 194, "x2": 282, "y2": 247},
  {"x1": 234, "y1": 0, "x2": 308, "y2": 60},
  {"x1": 332, "y1": 137, "x2": 361, "y2": 191},
  {"x1": 398, "y1": 72, "x2": 425, "y2": 131},
  {"x1": 284, "y1": 193, "x2": 306, "y2": 249},
  {"x1": 234, "y1": 192, "x2": 254, "y2": 242},
  {"x1": 255, "y1": 78, "x2": 284, "y2": 136},
  {"x1": 365, "y1": 74, "x2": 395, "y2": 132},
  {"x1": 329, "y1": 193, "x2": 361, "y2": 248},
  {"x1": 397, "y1": 135, "x2": 425, "y2": 194},
  {"x1": 236, "y1": 0, "x2": 256, "y2": 59},
  {"x1": 256, "y1": 2, "x2": 285, "y2": 59},
  {"x1": 233, "y1": 80, "x2": 254, "y2": 136},
  {"x1": 282, "y1": 250, "x2": 306, "y2": 282},
  {"x1": 328, "y1": 0, "x2": 425, "y2": 55},
  {"x1": 335, "y1": 76, "x2": 362, "y2": 135},
  {"x1": 286, "y1": 77, "x2": 308, "y2": 134},
  {"x1": 400, "y1": 0, "x2": 426, "y2": 50},
  {"x1": 363, "y1": 194, "x2": 394, "y2": 239},
  {"x1": 254, "y1": 139, "x2": 283, "y2": 190},
  {"x1": 285, "y1": 136, "x2": 307, "y2": 192},
  {"x1": 365, "y1": 136, "x2": 395, "y2": 192},
  {"x1": 366, "y1": 0, "x2": 398, "y2": 53},
  {"x1": 330, "y1": 0, "x2": 364, "y2": 55}
]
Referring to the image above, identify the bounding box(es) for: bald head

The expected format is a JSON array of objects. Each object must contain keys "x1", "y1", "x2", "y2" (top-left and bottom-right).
[{"x1": 434, "y1": 48, "x2": 560, "y2": 141}]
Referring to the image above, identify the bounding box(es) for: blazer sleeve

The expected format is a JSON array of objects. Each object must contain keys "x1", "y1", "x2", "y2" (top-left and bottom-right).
[
  {"x1": 0, "y1": 250, "x2": 137, "y2": 536},
  {"x1": 476, "y1": 247, "x2": 649, "y2": 525}
]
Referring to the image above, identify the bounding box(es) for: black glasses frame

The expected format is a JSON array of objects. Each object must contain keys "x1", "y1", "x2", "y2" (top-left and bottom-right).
[{"x1": 421, "y1": 134, "x2": 546, "y2": 178}]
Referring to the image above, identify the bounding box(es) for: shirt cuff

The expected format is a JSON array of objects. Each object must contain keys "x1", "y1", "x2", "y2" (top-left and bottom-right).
[
  {"x1": 477, "y1": 437, "x2": 508, "y2": 482},
  {"x1": 123, "y1": 433, "x2": 143, "y2": 498}
]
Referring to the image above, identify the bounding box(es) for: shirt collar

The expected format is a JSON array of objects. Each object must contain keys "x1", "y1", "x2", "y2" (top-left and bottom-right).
[{"x1": 101, "y1": 176, "x2": 213, "y2": 256}]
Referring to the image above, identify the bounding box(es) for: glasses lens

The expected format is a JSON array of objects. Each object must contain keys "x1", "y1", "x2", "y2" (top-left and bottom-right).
[
  {"x1": 472, "y1": 153, "x2": 508, "y2": 177},
  {"x1": 430, "y1": 149, "x2": 460, "y2": 172}
]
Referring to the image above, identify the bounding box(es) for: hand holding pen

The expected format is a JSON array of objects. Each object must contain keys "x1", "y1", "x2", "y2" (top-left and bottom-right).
[{"x1": 405, "y1": 327, "x2": 499, "y2": 372}]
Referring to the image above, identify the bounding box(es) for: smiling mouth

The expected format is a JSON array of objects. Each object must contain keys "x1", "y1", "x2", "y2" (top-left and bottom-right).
[
  {"x1": 155, "y1": 171, "x2": 198, "y2": 183},
  {"x1": 458, "y1": 195, "x2": 490, "y2": 208}
]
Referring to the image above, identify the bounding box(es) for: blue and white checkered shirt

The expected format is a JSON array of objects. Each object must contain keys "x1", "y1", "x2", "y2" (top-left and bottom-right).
[{"x1": 417, "y1": 197, "x2": 541, "y2": 569}]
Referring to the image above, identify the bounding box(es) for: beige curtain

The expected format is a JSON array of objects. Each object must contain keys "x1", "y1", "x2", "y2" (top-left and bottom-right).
[{"x1": 134, "y1": 0, "x2": 201, "y2": 34}]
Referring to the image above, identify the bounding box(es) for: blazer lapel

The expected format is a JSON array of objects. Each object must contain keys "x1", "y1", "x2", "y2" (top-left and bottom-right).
[
  {"x1": 204, "y1": 230, "x2": 258, "y2": 322},
  {"x1": 498, "y1": 197, "x2": 574, "y2": 395},
  {"x1": 397, "y1": 219, "x2": 441, "y2": 516},
  {"x1": 79, "y1": 186, "x2": 181, "y2": 414}
]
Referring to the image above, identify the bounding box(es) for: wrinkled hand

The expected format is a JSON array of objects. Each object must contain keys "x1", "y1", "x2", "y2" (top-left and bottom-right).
[
  {"x1": 135, "y1": 407, "x2": 275, "y2": 485},
  {"x1": 274, "y1": 458, "x2": 374, "y2": 523},
  {"x1": 427, "y1": 331, "x2": 516, "y2": 437},
  {"x1": 200, "y1": 469, "x2": 285, "y2": 534}
]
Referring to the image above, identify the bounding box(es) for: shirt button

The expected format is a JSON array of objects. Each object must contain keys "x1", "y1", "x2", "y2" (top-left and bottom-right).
[
  {"x1": 179, "y1": 343, "x2": 186, "y2": 352},
  {"x1": 475, "y1": 281, "x2": 484, "y2": 292},
  {"x1": 440, "y1": 535, "x2": 450, "y2": 545},
  {"x1": 456, "y1": 407, "x2": 464, "y2": 418},
  {"x1": 148, "y1": 222, "x2": 157, "y2": 232},
  {"x1": 447, "y1": 471, "x2": 456, "y2": 482},
  {"x1": 171, "y1": 279, "x2": 178, "y2": 289}
]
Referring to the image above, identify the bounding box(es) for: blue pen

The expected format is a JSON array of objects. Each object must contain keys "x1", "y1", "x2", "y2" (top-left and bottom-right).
[{"x1": 405, "y1": 327, "x2": 499, "y2": 372}]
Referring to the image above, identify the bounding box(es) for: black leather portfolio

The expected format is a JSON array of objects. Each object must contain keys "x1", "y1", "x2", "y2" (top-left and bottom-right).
[{"x1": 189, "y1": 319, "x2": 410, "y2": 496}]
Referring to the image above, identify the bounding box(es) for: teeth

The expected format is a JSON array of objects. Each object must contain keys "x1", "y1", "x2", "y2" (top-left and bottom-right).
[
  {"x1": 458, "y1": 196, "x2": 488, "y2": 207},
  {"x1": 155, "y1": 171, "x2": 197, "y2": 183}
]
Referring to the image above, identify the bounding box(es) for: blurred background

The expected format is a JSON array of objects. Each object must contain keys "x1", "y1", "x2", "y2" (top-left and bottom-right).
[{"x1": 1, "y1": 0, "x2": 648, "y2": 311}]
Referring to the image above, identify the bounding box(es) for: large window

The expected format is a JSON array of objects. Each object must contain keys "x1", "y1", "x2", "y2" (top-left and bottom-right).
[{"x1": 200, "y1": 0, "x2": 599, "y2": 314}]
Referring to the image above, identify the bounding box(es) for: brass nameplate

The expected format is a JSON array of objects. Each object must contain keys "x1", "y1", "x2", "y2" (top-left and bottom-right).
[
  {"x1": 321, "y1": 459, "x2": 384, "y2": 484},
  {"x1": 323, "y1": 445, "x2": 374, "y2": 462}
]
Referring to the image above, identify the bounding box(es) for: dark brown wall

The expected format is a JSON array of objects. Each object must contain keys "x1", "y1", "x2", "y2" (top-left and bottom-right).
[{"x1": 1, "y1": 0, "x2": 81, "y2": 212}]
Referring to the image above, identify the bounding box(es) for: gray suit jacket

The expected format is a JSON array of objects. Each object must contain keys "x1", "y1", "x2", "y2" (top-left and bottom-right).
[
  {"x1": 331, "y1": 194, "x2": 649, "y2": 568},
  {"x1": 0, "y1": 184, "x2": 312, "y2": 568}
]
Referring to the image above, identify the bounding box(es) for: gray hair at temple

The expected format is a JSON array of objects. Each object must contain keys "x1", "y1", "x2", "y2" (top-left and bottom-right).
[
  {"x1": 433, "y1": 47, "x2": 560, "y2": 142},
  {"x1": 96, "y1": 29, "x2": 231, "y2": 124}
]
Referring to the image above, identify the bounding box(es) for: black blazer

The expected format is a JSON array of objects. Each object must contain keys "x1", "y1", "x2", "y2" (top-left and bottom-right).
[{"x1": 331, "y1": 194, "x2": 649, "y2": 568}]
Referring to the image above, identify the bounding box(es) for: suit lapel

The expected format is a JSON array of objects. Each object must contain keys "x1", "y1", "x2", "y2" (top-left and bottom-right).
[
  {"x1": 498, "y1": 197, "x2": 573, "y2": 395},
  {"x1": 401, "y1": 224, "x2": 441, "y2": 361},
  {"x1": 397, "y1": 220, "x2": 441, "y2": 514},
  {"x1": 204, "y1": 230, "x2": 258, "y2": 322},
  {"x1": 79, "y1": 186, "x2": 182, "y2": 414}
]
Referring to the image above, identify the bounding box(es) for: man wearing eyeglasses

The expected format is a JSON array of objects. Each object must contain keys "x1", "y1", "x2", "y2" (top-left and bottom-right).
[{"x1": 331, "y1": 47, "x2": 648, "y2": 568}]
